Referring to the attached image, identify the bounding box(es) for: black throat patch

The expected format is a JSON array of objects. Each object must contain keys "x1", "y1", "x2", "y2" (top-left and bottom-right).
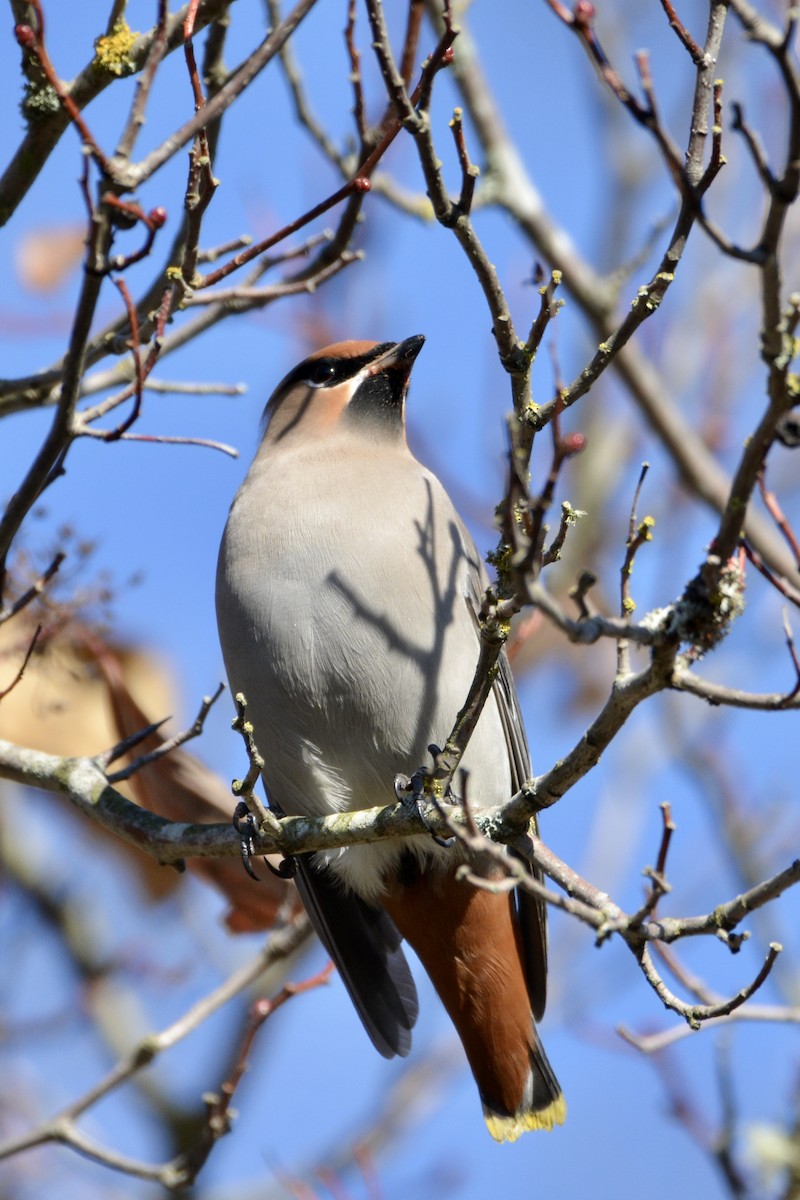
[{"x1": 346, "y1": 365, "x2": 408, "y2": 431}]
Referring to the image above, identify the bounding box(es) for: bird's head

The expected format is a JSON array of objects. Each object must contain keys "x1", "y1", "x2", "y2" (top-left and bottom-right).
[{"x1": 261, "y1": 335, "x2": 425, "y2": 446}]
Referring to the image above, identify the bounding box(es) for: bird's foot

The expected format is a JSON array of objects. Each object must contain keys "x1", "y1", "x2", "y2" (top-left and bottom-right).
[
  {"x1": 232, "y1": 801, "x2": 297, "y2": 880},
  {"x1": 394, "y1": 765, "x2": 455, "y2": 849}
]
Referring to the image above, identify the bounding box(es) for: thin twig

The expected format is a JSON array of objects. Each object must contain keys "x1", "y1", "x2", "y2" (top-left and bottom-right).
[
  {"x1": 619, "y1": 462, "x2": 653, "y2": 674},
  {"x1": 759, "y1": 467, "x2": 800, "y2": 569},
  {"x1": 103, "y1": 683, "x2": 225, "y2": 782},
  {"x1": 107, "y1": 276, "x2": 144, "y2": 438},
  {"x1": 14, "y1": 7, "x2": 112, "y2": 175},
  {"x1": 0, "y1": 915, "x2": 314, "y2": 1183},
  {"x1": 659, "y1": 0, "x2": 705, "y2": 64},
  {"x1": 115, "y1": 0, "x2": 170, "y2": 161},
  {"x1": 0, "y1": 623, "x2": 42, "y2": 701},
  {"x1": 230, "y1": 692, "x2": 273, "y2": 830},
  {"x1": 636, "y1": 942, "x2": 782, "y2": 1030},
  {"x1": 0, "y1": 551, "x2": 65, "y2": 625}
]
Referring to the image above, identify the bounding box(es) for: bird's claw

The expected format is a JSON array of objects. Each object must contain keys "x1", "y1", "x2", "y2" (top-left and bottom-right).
[
  {"x1": 233, "y1": 801, "x2": 261, "y2": 879},
  {"x1": 394, "y1": 770, "x2": 455, "y2": 849},
  {"x1": 264, "y1": 853, "x2": 297, "y2": 880},
  {"x1": 232, "y1": 801, "x2": 297, "y2": 880}
]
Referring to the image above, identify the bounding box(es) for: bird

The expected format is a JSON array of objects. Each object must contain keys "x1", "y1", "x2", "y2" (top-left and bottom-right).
[{"x1": 215, "y1": 336, "x2": 565, "y2": 1142}]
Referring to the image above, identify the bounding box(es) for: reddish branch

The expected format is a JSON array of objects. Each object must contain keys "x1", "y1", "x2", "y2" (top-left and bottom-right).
[
  {"x1": 759, "y1": 467, "x2": 800, "y2": 569},
  {"x1": 14, "y1": 5, "x2": 112, "y2": 175},
  {"x1": 197, "y1": 13, "x2": 456, "y2": 291},
  {"x1": 105, "y1": 197, "x2": 168, "y2": 271}
]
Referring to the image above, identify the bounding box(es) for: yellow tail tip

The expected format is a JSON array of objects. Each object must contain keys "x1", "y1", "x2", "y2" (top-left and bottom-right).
[{"x1": 483, "y1": 1092, "x2": 567, "y2": 1143}]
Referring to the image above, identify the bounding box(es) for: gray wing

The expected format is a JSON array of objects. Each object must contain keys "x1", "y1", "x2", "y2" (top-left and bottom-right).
[
  {"x1": 492, "y1": 647, "x2": 548, "y2": 1022},
  {"x1": 293, "y1": 855, "x2": 419, "y2": 1057},
  {"x1": 460, "y1": 527, "x2": 549, "y2": 1022}
]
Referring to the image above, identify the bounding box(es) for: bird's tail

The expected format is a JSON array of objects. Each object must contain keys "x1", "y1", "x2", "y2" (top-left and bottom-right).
[
  {"x1": 481, "y1": 1024, "x2": 566, "y2": 1143},
  {"x1": 383, "y1": 866, "x2": 566, "y2": 1142}
]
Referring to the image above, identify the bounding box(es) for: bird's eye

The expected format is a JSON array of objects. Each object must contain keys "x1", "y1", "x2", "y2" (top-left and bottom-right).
[{"x1": 307, "y1": 361, "x2": 336, "y2": 387}]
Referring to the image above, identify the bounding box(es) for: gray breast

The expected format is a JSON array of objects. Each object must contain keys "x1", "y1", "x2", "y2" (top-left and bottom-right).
[{"x1": 216, "y1": 443, "x2": 512, "y2": 831}]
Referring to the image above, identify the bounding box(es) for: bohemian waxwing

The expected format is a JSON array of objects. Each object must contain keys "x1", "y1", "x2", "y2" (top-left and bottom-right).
[{"x1": 215, "y1": 336, "x2": 565, "y2": 1141}]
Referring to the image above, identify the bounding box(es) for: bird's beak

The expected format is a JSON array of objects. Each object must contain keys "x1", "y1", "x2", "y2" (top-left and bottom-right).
[{"x1": 366, "y1": 335, "x2": 426, "y2": 378}]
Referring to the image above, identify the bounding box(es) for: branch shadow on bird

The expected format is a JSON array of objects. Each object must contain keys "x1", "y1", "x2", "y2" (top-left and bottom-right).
[{"x1": 325, "y1": 476, "x2": 475, "y2": 774}]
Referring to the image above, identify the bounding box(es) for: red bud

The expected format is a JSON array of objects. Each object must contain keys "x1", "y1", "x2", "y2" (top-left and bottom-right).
[
  {"x1": 15, "y1": 23, "x2": 36, "y2": 48},
  {"x1": 353, "y1": 177, "x2": 371, "y2": 193},
  {"x1": 562, "y1": 432, "x2": 586, "y2": 456},
  {"x1": 574, "y1": 1, "x2": 595, "y2": 26},
  {"x1": 149, "y1": 206, "x2": 167, "y2": 228}
]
